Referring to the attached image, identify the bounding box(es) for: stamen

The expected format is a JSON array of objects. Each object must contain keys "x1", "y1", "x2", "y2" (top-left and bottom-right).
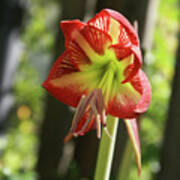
[
  {"x1": 96, "y1": 89, "x2": 104, "y2": 113},
  {"x1": 67, "y1": 89, "x2": 107, "y2": 139},
  {"x1": 90, "y1": 101, "x2": 98, "y2": 116},
  {"x1": 70, "y1": 91, "x2": 97, "y2": 133},
  {"x1": 70, "y1": 95, "x2": 86, "y2": 132},
  {"x1": 90, "y1": 100, "x2": 102, "y2": 138},
  {"x1": 96, "y1": 89, "x2": 106, "y2": 126},
  {"x1": 96, "y1": 114, "x2": 101, "y2": 139},
  {"x1": 104, "y1": 127, "x2": 112, "y2": 140},
  {"x1": 77, "y1": 90, "x2": 97, "y2": 118},
  {"x1": 102, "y1": 110, "x2": 107, "y2": 126},
  {"x1": 76, "y1": 110, "x2": 93, "y2": 136}
]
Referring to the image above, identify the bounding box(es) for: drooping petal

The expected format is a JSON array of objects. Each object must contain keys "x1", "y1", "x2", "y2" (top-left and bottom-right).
[
  {"x1": 131, "y1": 70, "x2": 152, "y2": 114},
  {"x1": 107, "y1": 82, "x2": 141, "y2": 119},
  {"x1": 107, "y1": 69, "x2": 151, "y2": 118},
  {"x1": 43, "y1": 51, "x2": 88, "y2": 107},
  {"x1": 124, "y1": 118, "x2": 141, "y2": 175}
]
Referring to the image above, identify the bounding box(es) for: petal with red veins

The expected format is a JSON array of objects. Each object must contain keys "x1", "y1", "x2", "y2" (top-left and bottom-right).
[
  {"x1": 104, "y1": 9, "x2": 139, "y2": 46},
  {"x1": 45, "y1": 51, "x2": 78, "y2": 80},
  {"x1": 88, "y1": 9, "x2": 139, "y2": 46},
  {"x1": 67, "y1": 40, "x2": 91, "y2": 67},
  {"x1": 88, "y1": 9, "x2": 142, "y2": 79},
  {"x1": 107, "y1": 69, "x2": 151, "y2": 118},
  {"x1": 60, "y1": 20, "x2": 85, "y2": 42},
  {"x1": 66, "y1": 25, "x2": 112, "y2": 64},
  {"x1": 60, "y1": 20, "x2": 90, "y2": 68},
  {"x1": 110, "y1": 44, "x2": 132, "y2": 60},
  {"x1": 124, "y1": 118, "x2": 141, "y2": 175},
  {"x1": 81, "y1": 25, "x2": 112, "y2": 55},
  {"x1": 88, "y1": 10, "x2": 110, "y2": 33},
  {"x1": 118, "y1": 26, "x2": 131, "y2": 46},
  {"x1": 43, "y1": 51, "x2": 88, "y2": 107},
  {"x1": 88, "y1": 10, "x2": 125, "y2": 45}
]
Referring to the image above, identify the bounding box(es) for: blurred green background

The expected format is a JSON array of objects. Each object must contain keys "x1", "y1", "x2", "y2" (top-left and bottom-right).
[{"x1": 0, "y1": 0, "x2": 179, "y2": 180}]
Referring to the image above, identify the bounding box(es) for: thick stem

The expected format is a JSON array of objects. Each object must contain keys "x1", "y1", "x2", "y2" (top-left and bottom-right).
[{"x1": 94, "y1": 115, "x2": 119, "y2": 180}]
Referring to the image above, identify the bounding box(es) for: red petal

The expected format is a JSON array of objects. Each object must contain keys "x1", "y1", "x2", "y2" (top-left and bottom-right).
[
  {"x1": 43, "y1": 51, "x2": 87, "y2": 107},
  {"x1": 124, "y1": 118, "x2": 141, "y2": 175},
  {"x1": 67, "y1": 40, "x2": 91, "y2": 67},
  {"x1": 60, "y1": 20, "x2": 85, "y2": 42},
  {"x1": 88, "y1": 10, "x2": 110, "y2": 33},
  {"x1": 110, "y1": 44, "x2": 132, "y2": 60},
  {"x1": 88, "y1": 9, "x2": 139, "y2": 46},
  {"x1": 107, "y1": 91, "x2": 140, "y2": 119},
  {"x1": 80, "y1": 25, "x2": 112, "y2": 55},
  {"x1": 104, "y1": 9, "x2": 139, "y2": 46},
  {"x1": 131, "y1": 70, "x2": 152, "y2": 114},
  {"x1": 110, "y1": 44, "x2": 142, "y2": 83},
  {"x1": 61, "y1": 20, "x2": 91, "y2": 68},
  {"x1": 107, "y1": 69, "x2": 151, "y2": 118},
  {"x1": 64, "y1": 25, "x2": 112, "y2": 68},
  {"x1": 88, "y1": 9, "x2": 142, "y2": 79},
  {"x1": 46, "y1": 51, "x2": 78, "y2": 80}
]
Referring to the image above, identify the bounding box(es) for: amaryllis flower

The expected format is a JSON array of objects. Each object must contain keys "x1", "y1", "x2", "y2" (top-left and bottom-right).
[{"x1": 43, "y1": 9, "x2": 151, "y2": 173}]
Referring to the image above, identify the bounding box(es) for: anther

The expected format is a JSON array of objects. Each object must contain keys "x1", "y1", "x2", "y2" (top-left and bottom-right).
[
  {"x1": 96, "y1": 114, "x2": 101, "y2": 139},
  {"x1": 66, "y1": 89, "x2": 107, "y2": 140},
  {"x1": 70, "y1": 95, "x2": 86, "y2": 132},
  {"x1": 104, "y1": 127, "x2": 112, "y2": 140}
]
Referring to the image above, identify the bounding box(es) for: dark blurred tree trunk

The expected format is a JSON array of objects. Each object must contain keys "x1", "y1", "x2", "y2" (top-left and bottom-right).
[
  {"x1": 0, "y1": 0, "x2": 24, "y2": 133},
  {"x1": 156, "y1": 31, "x2": 180, "y2": 180},
  {"x1": 36, "y1": 1, "x2": 86, "y2": 180}
]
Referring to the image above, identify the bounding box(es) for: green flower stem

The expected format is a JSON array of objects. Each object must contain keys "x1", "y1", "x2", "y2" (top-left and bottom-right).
[
  {"x1": 94, "y1": 115, "x2": 119, "y2": 180},
  {"x1": 117, "y1": 139, "x2": 133, "y2": 180}
]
